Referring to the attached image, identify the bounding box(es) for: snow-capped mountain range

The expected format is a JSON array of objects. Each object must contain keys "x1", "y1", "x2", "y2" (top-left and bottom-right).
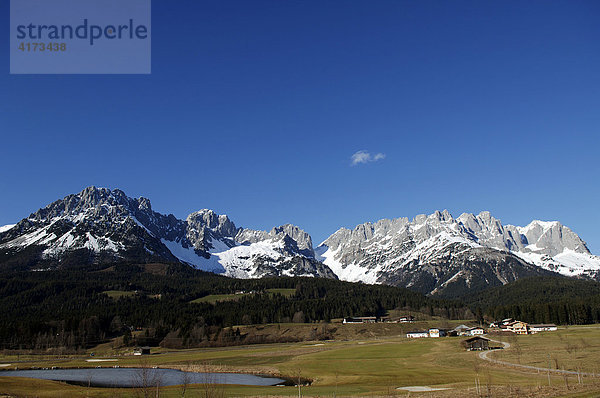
[
  {"x1": 0, "y1": 187, "x2": 334, "y2": 279},
  {"x1": 317, "y1": 210, "x2": 600, "y2": 295},
  {"x1": 1, "y1": 187, "x2": 598, "y2": 295}
]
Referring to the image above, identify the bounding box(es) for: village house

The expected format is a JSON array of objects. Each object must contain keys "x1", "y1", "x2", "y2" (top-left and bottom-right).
[
  {"x1": 399, "y1": 315, "x2": 415, "y2": 323},
  {"x1": 406, "y1": 331, "x2": 429, "y2": 339},
  {"x1": 428, "y1": 328, "x2": 446, "y2": 338},
  {"x1": 343, "y1": 316, "x2": 377, "y2": 324},
  {"x1": 467, "y1": 327, "x2": 485, "y2": 336},
  {"x1": 505, "y1": 321, "x2": 529, "y2": 335},
  {"x1": 492, "y1": 318, "x2": 557, "y2": 335},
  {"x1": 447, "y1": 325, "x2": 485, "y2": 336},
  {"x1": 448, "y1": 324, "x2": 471, "y2": 336}
]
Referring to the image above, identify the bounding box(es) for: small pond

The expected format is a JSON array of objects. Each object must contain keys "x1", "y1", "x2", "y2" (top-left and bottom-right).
[{"x1": 0, "y1": 368, "x2": 287, "y2": 388}]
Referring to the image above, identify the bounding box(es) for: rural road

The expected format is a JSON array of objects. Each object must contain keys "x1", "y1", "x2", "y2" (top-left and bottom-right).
[{"x1": 479, "y1": 338, "x2": 596, "y2": 377}]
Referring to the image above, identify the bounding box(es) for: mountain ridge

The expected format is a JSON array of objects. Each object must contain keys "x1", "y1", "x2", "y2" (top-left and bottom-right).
[
  {"x1": 1, "y1": 187, "x2": 599, "y2": 295},
  {"x1": 0, "y1": 186, "x2": 334, "y2": 279},
  {"x1": 317, "y1": 209, "x2": 600, "y2": 293}
]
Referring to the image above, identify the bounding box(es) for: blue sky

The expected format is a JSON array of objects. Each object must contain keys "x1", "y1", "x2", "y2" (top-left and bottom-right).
[{"x1": 1, "y1": 1, "x2": 599, "y2": 252}]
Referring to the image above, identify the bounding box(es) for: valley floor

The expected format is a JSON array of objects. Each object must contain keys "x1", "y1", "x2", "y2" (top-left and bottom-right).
[{"x1": 1, "y1": 324, "x2": 600, "y2": 397}]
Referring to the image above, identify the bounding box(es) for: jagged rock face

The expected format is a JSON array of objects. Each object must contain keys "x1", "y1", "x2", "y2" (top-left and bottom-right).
[
  {"x1": 0, "y1": 187, "x2": 335, "y2": 279},
  {"x1": 517, "y1": 221, "x2": 588, "y2": 256},
  {"x1": 0, "y1": 187, "x2": 180, "y2": 268},
  {"x1": 317, "y1": 210, "x2": 600, "y2": 295},
  {"x1": 185, "y1": 210, "x2": 238, "y2": 253},
  {"x1": 381, "y1": 247, "x2": 545, "y2": 297}
]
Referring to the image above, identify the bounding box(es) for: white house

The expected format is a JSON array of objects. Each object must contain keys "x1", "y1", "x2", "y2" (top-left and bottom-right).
[
  {"x1": 529, "y1": 324, "x2": 558, "y2": 333},
  {"x1": 343, "y1": 316, "x2": 377, "y2": 324},
  {"x1": 406, "y1": 331, "x2": 429, "y2": 339},
  {"x1": 468, "y1": 327, "x2": 485, "y2": 336},
  {"x1": 429, "y1": 328, "x2": 446, "y2": 338}
]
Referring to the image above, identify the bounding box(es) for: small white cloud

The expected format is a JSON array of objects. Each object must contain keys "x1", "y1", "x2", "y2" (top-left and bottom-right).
[{"x1": 351, "y1": 150, "x2": 386, "y2": 166}]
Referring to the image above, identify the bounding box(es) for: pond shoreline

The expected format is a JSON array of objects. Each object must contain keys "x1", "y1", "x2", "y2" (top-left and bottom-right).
[{"x1": 0, "y1": 367, "x2": 291, "y2": 388}]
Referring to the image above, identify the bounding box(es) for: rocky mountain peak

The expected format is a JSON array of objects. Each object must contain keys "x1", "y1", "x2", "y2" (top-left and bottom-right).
[
  {"x1": 186, "y1": 209, "x2": 238, "y2": 238},
  {"x1": 428, "y1": 209, "x2": 454, "y2": 222},
  {"x1": 517, "y1": 220, "x2": 590, "y2": 256},
  {"x1": 137, "y1": 196, "x2": 152, "y2": 211},
  {"x1": 413, "y1": 214, "x2": 427, "y2": 224},
  {"x1": 269, "y1": 224, "x2": 315, "y2": 258}
]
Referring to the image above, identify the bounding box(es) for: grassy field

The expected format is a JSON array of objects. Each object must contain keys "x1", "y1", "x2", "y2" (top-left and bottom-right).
[
  {"x1": 265, "y1": 288, "x2": 295, "y2": 297},
  {"x1": 102, "y1": 290, "x2": 137, "y2": 299},
  {"x1": 191, "y1": 293, "x2": 245, "y2": 304},
  {"x1": 190, "y1": 288, "x2": 296, "y2": 304},
  {"x1": 489, "y1": 325, "x2": 600, "y2": 374},
  {"x1": 2, "y1": 325, "x2": 600, "y2": 397}
]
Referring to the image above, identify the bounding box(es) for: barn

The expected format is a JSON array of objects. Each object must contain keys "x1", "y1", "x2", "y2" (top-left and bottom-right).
[{"x1": 463, "y1": 336, "x2": 490, "y2": 351}]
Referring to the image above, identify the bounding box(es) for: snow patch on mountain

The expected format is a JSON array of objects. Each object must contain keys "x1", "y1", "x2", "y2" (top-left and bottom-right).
[
  {"x1": 41, "y1": 231, "x2": 124, "y2": 258},
  {"x1": 0, "y1": 225, "x2": 15, "y2": 234},
  {"x1": 316, "y1": 246, "x2": 379, "y2": 284},
  {"x1": 212, "y1": 240, "x2": 284, "y2": 278},
  {"x1": 514, "y1": 248, "x2": 600, "y2": 278},
  {"x1": 161, "y1": 239, "x2": 225, "y2": 273}
]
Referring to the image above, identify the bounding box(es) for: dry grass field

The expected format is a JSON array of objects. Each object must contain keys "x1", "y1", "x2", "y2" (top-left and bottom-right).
[{"x1": 1, "y1": 324, "x2": 600, "y2": 397}]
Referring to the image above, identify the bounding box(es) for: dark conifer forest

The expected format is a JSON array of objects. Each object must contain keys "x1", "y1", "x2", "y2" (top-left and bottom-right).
[{"x1": 1, "y1": 263, "x2": 600, "y2": 350}]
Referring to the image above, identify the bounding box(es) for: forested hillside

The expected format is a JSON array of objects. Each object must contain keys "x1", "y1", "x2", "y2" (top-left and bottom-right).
[
  {"x1": 0, "y1": 262, "x2": 462, "y2": 350},
  {"x1": 466, "y1": 276, "x2": 600, "y2": 325},
  {"x1": 3, "y1": 265, "x2": 600, "y2": 352}
]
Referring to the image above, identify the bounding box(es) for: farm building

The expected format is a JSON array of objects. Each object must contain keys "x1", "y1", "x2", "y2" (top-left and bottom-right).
[
  {"x1": 449, "y1": 324, "x2": 471, "y2": 336},
  {"x1": 463, "y1": 336, "x2": 490, "y2": 351},
  {"x1": 133, "y1": 346, "x2": 151, "y2": 355},
  {"x1": 343, "y1": 316, "x2": 377, "y2": 324},
  {"x1": 399, "y1": 315, "x2": 415, "y2": 323},
  {"x1": 530, "y1": 324, "x2": 558, "y2": 333},
  {"x1": 490, "y1": 318, "x2": 514, "y2": 328},
  {"x1": 406, "y1": 331, "x2": 429, "y2": 339}
]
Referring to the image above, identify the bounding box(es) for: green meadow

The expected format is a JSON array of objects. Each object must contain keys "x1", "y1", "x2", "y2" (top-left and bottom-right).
[{"x1": 190, "y1": 288, "x2": 296, "y2": 304}]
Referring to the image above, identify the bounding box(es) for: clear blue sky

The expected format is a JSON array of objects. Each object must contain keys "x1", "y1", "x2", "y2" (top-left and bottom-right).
[{"x1": 1, "y1": 1, "x2": 599, "y2": 252}]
